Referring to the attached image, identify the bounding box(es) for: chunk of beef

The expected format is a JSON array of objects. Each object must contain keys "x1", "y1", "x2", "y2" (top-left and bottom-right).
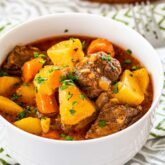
[
  {"x1": 2, "y1": 45, "x2": 52, "y2": 76},
  {"x1": 86, "y1": 103, "x2": 142, "y2": 139},
  {"x1": 75, "y1": 52, "x2": 121, "y2": 99}
]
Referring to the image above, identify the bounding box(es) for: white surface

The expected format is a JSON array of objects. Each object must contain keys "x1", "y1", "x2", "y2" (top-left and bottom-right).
[{"x1": 0, "y1": 13, "x2": 164, "y2": 165}]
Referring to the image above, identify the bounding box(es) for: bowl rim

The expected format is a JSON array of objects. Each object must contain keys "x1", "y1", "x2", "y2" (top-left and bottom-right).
[{"x1": 0, "y1": 13, "x2": 163, "y2": 144}]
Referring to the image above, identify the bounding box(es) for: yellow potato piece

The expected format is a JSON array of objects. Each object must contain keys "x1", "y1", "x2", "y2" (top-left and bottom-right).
[
  {"x1": 133, "y1": 68, "x2": 149, "y2": 94},
  {"x1": 0, "y1": 76, "x2": 20, "y2": 96},
  {"x1": 59, "y1": 84, "x2": 96, "y2": 125},
  {"x1": 16, "y1": 83, "x2": 35, "y2": 105},
  {"x1": 34, "y1": 65, "x2": 60, "y2": 95},
  {"x1": 0, "y1": 96, "x2": 23, "y2": 114},
  {"x1": 47, "y1": 38, "x2": 84, "y2": 68},
  {"x1": 41, "y1": 117, "x2": 50, "y2": 133},
  {"x1": 114, "y1": 70, "x2": 144, "y2": 106},
  {"x1": 14, "y1": 117, "x2": 42, "y2": 135}
]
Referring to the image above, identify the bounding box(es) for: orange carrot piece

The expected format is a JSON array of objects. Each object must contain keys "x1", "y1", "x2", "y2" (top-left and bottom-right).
[
  {"x1": 48, "y1": 70, "x2": 61, "y2": 90},
  {"x1": 22, "y1": 58, "x2": 44, "y2": 82},
  {"x1": 87, "y1": 38, "x2": 115, "y2": 57},
  {"x1": 42, "y1": 131, "x2": 60, "y2": 139},
  {"x1": 36, "y1": 93, "x2": 58, "y2": 115}
]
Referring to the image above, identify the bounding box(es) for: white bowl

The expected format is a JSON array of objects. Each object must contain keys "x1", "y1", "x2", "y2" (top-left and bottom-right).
[{"x1": 0, "y1": 13, "x2": 163, "y2": 165}]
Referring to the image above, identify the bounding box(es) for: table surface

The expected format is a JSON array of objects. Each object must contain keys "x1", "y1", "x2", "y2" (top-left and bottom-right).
[{"x1": 0, "y1": 0, "x2": 165, "y2": 165}]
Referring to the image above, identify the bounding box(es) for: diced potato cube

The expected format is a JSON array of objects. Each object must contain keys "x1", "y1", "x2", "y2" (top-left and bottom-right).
[
  {"x1": 133, "y1": 68, "x2": 149, "y2": 94},
  {"x1": 0, "y1": 96, "x2": 23, "y2": 114},
  {"x1": 114, "y1": 70, "x2": 144, "y2": 106},
  {"x1": 34, "y1": 65, "x2": 61, "y2": 95},
  {"x1": 14, "y1": 117, "x2": 42, "y2": 135},
  {"x1": 59, "y1": 84, "x2": 96, "y2": 125},
  {"x1": 0, "y1": 76, "x2": 20, "y2": 96},
  {"x1": 41, "y1": 117, "x2": 50, "y2": 133},
  {"x1": 16, "y1": 83, "x2": 36, "y2": 105},
  {"x1": 47, "y1": 38, "x2": 84, "y2": 68}
]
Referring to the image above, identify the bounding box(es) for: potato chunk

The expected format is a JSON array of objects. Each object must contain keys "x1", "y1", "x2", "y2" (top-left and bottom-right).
[
  {"x1": 114, "y1": 70, "x2": 144, "y2": 106},
  {"x1": 133, "y1": 68, "x2": 149, "y2": 94},
  {"x1": 0, "y1": 76, "x2": 20, "y2": 96},
  {"x1": 14, "y1": 117, "x2": 42, "y2": 135},
  {"x1": 16, "y1": 83, "x2": 36, "y2": 105},
  {"x1": 34, "y1": 65, "x2": 61, "y2": 95},
  {"x1": 47, "y1": 38, "x2": 84, "y2": 68},
  {"x1": 59, "y1": 84, "x2": 96, "y2": 126},
  {"x1": 0, "y1": 96, "x2": 23, "y2": 114},
  {"x1": 41, "y1": 117, "x2": 51, "y2": 133}
]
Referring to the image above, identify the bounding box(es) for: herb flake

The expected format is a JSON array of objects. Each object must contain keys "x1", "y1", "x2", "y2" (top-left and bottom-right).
[
  {"x1": 99, "y1": 120, "x2": 106, "y2": 128},
  {"x1": 124, "y1": 59, "x2": 132, "y2": 64},
  {"x1": 113, "y1": 82, "x2": 119, "y2": 94},
  {"x1": 80, "y1": 94, "x2": 86, "y2": 100}
]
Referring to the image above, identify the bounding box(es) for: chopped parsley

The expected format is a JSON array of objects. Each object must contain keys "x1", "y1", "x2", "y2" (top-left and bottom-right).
[
  {"x1": 0, "y1": 70, "x2": 8, "y2": 77},
  {"x1": 101, "y1": 54, "x2": 111, "y2": 62},
  {"x1": 11, "y1": 94, "x2": 20, "y2": 101},
  {"x1": 131, "y1": 65, "x2": 139, "y2": 70},
  {"x1": 39, "y1": 59, "x2": 46, "y2": 64},
  {"x1": 81, "y1": 40, "x2": 86, "y2": 50},
  {"x1": 80, "y1": 94, "x2": 86, "y2": 100},
  {"x1": 65, "y1": 135, "x2": 74, "y2": 141},
  {"x1": 72, "y1": 101, "x2": 78, "y2": 106},
  {"x1": 34, "y1": 76, "x2": 48, "y2": 85},
  {"x1": 99, "y1": 120, "x2": 106, "y2": 128},
  {"x1": 0, "y1": 158, "x2": 11, "y2": 165},
  {"x1": 126, "y1": 49, "x2": 132, "y2": 54},
  {"x1": 64, "y1": 29, "x2": 69, "y2": 33},
  {"x1": 70, "y1": 109, "x2": 76, "y2": 116},
  {"x1": 67, "y1": 92, "x2": 73, "y2": 100},
  {"x1": 34, "y1": 52, "x2": 39, "y2": 58},
  {"x1": 60, "y1": 133, "x2": 73, "y2": 141},
  {"x1": 34, "y1": 52, "x2": 46, "y2": 58},
  {"x1": 68, "y1": 73, "x2": 78, "y2": 81},
  {"x1": 60, "y1": 133, "x2": 66, "y2": 138},
  {"x1": 16, "y1": 106, "x2": 32, "y2": 120},
  {"x1": 0, "y1": 148, "x2": 4, "y2": 153},
  {"x1": 113, "y1": 82, "x2": 118, "y2": 94},
  {"x1": 60, "y1": 79, "x2": 74, "y2": 90},
  {"x1": 16, "y1": 111, "x2": 27, "y2": 121},
  {"x1": 124, "y1": 59, "x2": 132, "y2": 64},
  {"x1": 49, "y1": 66, "x2": 60, "y2": 73}
]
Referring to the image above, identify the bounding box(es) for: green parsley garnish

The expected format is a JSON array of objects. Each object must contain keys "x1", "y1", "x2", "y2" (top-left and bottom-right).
[
  {"x1": 34, "y1": 76, "x2": 48, "y2": 85},
  {"x1": 67, "y1": 92, "x2": 73, "y2": 100},
  {"x1": 124, "y1": 59, "x2": 132, "y2": 64},
  {"x1": 132, "y1": 65, "x2": 139, "y2": 70},
  {"x1": 0, "y1": 148, "x2": 4, "y2": 153},
  {"x1": 60, "y1": 79, "x2": 74, "y2": 90},
  {"x1": 101, "y1": 54, "x2": 112, "y2": 62},
  {"x1": 34, "y1": 52, "x2": 46, "y2": 58},
  {"x1": 11, "y1": 94, "x2": 20, "y2": 101},
  {"x1": 68, "y1": 73, "x2": 78, "y2": 81},
  {"x1": 0, "y1": 158, "x2": 11, "y2": 165},
  {"x1": 39, "y1": 59, "x2": 46, "y2": 64},
  {"x1": 99, "y1": 120, "x2": 106, "y2": 128},
  {"x1": 65, "y1": 135, "x2": 74, "y2": 141},
  {"x1": 113, "y1": 82, "x2": 118, "y2": 94},
  {"x1": 72, "y1": 101, "x2": 78, "y2": 106},
  {"x1": 80, "y1": 94, "x2": 86, "y2": 100},
  {"x1": 126, "y1": 49, "x2": 132, "y2": 54},
  {"x1": 0, "y1": 70, "x2": 8, "y2": 77},
  {"x1": 34, "y1": 52, "x2": 39, "y2": 58},
  {"x1": 70, "y1": 109, "x2": 76, "y2": 116},
  {"x1": 49, "y1": 66, "x2": 60, "y2": 73},
  {"x1": 16, "y1": 111, "x2": 27, "y2": 120},
  {"x1": 60, "y1": 133, "x2": 66, "y2": 138},
  {"x1": 39, "y1": 54, "x2": 46, "y2": 58},
  {"x1": 81, "y1": 40, "x2": 86, "y2": 50}
]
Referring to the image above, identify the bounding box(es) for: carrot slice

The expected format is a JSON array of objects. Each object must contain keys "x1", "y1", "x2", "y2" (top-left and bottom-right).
[
  {"x1": 87, "y1": 38, "x2": 115, "y2": 57},
  {"x1": 42, "y1": 131, "x2": 60, "y2": 139},
  {"x1": 22, "y1": 58, "x2": 44, "y2": 83},
  {"x1": 36, "y1": 93, "x2": 58, "y2": 115}
]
